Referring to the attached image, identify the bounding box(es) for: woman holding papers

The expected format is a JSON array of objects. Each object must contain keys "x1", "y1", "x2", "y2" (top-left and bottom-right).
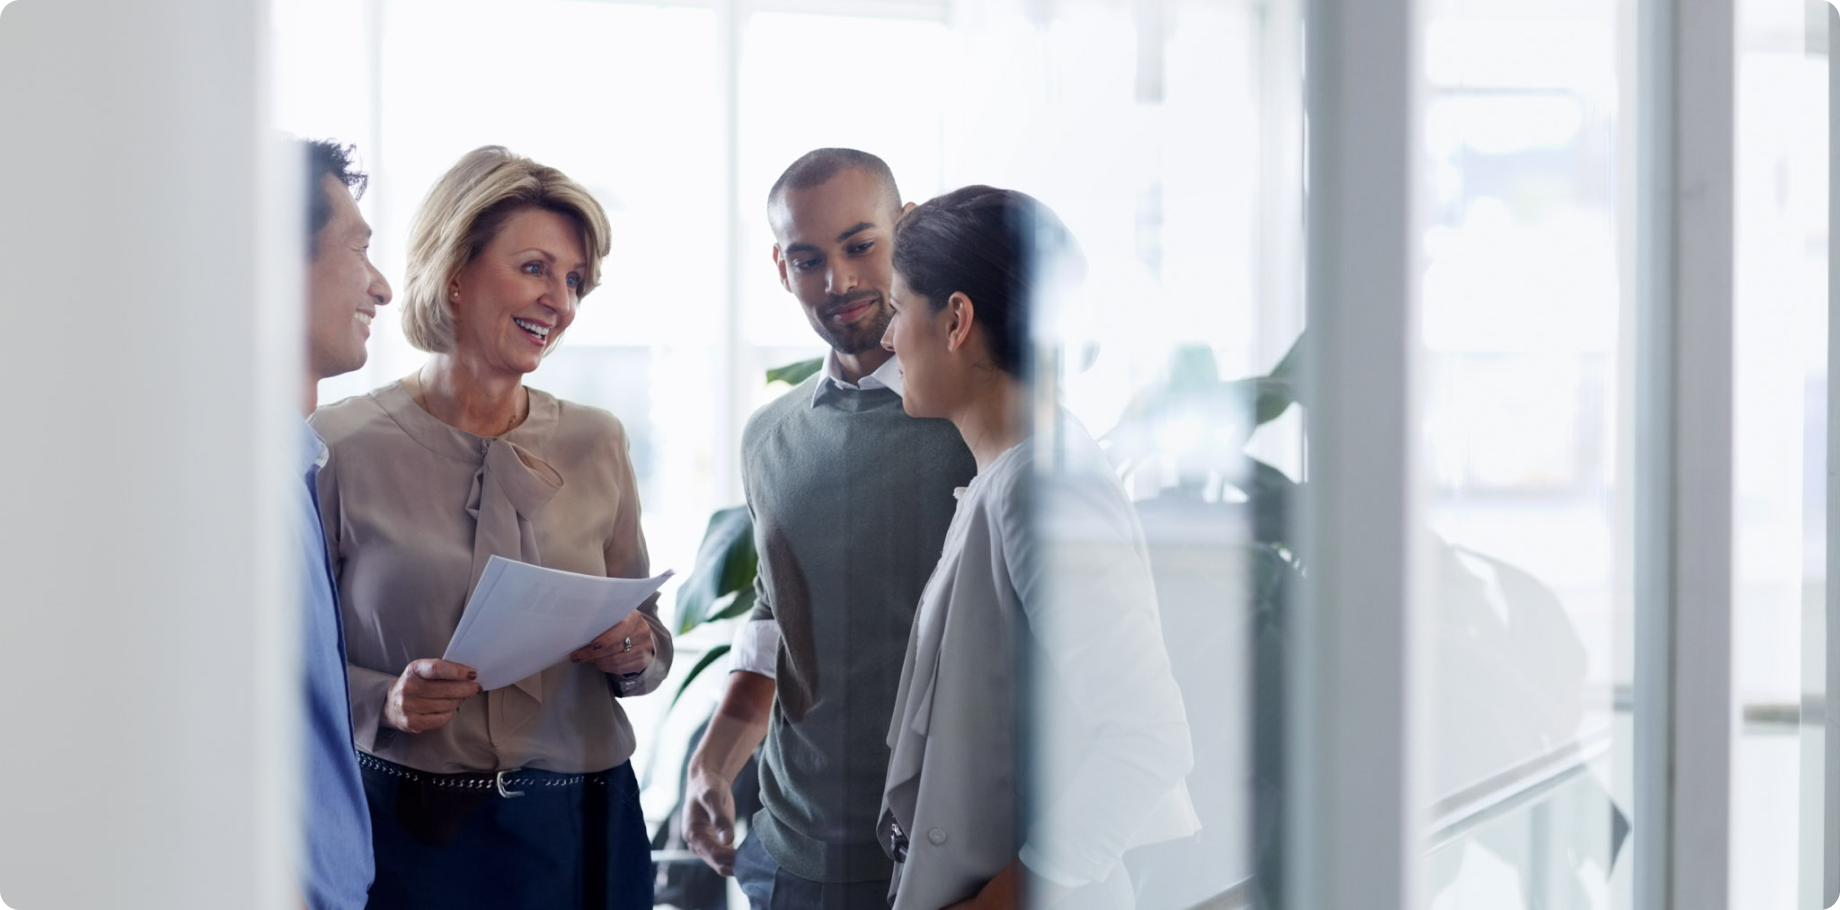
[
  {"x1": 310, "y1": 145, "x2": 671, "y2": 910},
  {"x1": 874, "y1": 187, "x2": 1198, "y2": 910}
]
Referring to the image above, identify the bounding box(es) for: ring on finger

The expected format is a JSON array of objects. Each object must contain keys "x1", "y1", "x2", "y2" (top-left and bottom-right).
[{"x1": 621, "y1": 636, "x2": 633, "y2": 653}]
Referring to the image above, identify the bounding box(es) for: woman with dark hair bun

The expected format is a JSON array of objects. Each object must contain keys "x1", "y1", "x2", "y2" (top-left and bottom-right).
[{"x1": 876, "y1": 187, "x2": 1199, "y2": 910}]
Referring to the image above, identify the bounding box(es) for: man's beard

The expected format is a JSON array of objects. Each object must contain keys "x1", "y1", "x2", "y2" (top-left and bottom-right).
[{"x1": 811, "y1": 295, "x2": 892, "y2": 356}]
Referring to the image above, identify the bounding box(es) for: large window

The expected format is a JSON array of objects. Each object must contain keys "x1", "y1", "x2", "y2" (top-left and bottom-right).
[
  {"x1": 265, "y1": 1, "x2": 1815, "y2": 907},
  {"x1": 11, "y1": 0, "x2": 1836, "y2": 906},
  {"x1": 1414, "y1": 2, "x2": 1636, "y2": 907},
  {"x1": 272, "y1": 3, "x2": 1276, "y2": 867}
]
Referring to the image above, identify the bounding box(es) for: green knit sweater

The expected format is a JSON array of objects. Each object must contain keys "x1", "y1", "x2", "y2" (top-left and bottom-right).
[{"x1": 741, "y1": 374, "x2": 976, "y2": 883}]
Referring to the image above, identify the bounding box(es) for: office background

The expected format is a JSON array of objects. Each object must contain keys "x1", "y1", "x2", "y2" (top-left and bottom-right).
[{"x1": 0, "y1": 0, "x2": 1830, "y2": 907}]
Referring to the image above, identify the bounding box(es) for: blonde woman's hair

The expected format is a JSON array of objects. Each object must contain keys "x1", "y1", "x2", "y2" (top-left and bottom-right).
[{"x1": 400, "y1": 145, "x2": 612, "y2": 354}]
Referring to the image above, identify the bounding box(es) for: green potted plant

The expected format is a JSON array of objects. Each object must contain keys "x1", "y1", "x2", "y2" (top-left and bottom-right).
[{"x1": 667, "y1": 356, "x2": 824, "y2": 708}]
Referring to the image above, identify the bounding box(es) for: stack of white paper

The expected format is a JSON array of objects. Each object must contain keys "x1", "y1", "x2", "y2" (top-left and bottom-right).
[{"x1": 443, "y1": 555, "x2": 674, "y2": 691}]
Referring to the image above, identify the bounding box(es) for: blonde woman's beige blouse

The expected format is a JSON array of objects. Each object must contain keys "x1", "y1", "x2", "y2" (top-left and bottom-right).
[{"x1": 310, "y1": 381, "x2": 672, "y2": 775}]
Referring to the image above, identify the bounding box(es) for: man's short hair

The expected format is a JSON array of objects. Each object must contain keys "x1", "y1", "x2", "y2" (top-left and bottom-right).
[
  {"x1": 301, "y1": 138, "x2": 368, "y2": 256},
  {"x1": 767, "y1": 148, "x2": 901, "y2": 216}
]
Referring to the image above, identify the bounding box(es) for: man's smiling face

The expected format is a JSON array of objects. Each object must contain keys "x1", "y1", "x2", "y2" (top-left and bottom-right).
[
  {"x1": 306, "y1": 173, "x2": 391, "y2": 380},
  {"x1": 770, "y1": 166, "x2": 902, "y2": 356}
]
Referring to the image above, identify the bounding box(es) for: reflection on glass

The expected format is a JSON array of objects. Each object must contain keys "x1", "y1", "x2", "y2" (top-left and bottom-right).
[
  {"x1": 1106, "y1": 342, "x2": 1299, "y2": 910},
  {"x1": 974, "y1": 1, "x2": 1282, "y2": 907},
  {"x1": 1418, "y1": 1, "x2": 1633, "y2": 908}
]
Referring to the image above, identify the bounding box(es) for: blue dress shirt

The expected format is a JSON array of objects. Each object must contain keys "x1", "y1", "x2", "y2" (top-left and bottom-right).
[{"x1": 297, "y1": 419, "x2": 374, "y2": 910}]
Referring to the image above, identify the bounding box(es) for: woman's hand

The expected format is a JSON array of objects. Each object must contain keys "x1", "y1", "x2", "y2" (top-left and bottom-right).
[
  {"x1": 571, "y1": 610, "x2": 655, "y2": 677},
  {"x1": 382, "y1": 659, "x2": 481, "y2": 734}
]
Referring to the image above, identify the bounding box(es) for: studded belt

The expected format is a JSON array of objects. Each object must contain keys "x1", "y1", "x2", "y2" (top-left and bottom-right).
[{"x1": 357, "y1": 751, "x2": 611, "y2": 799}]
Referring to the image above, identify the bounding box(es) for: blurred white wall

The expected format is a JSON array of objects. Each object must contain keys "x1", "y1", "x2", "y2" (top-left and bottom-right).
[{"x1": 0, "y1": 1, "x2": 296, "y2": 908}]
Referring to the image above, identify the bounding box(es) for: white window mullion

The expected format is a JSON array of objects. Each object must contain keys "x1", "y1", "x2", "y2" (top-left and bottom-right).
[
  {"x1": 1293, "y1": 0, "x2": 1425, "y2": 908},
  {"x1": 714, "y1": 0, "x2": 747, "y2": 507},
  {"x1": 1632, "y1": 0, "x2": 1737, "y2": 907},
  {"x1": 1821, "y1": 5, "x2": 1840, "y2": 906}
]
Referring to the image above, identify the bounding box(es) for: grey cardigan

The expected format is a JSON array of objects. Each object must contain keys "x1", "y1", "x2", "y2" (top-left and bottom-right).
[{"x1": 880, "y1": 418, "x2": 1199, "y2": 910}]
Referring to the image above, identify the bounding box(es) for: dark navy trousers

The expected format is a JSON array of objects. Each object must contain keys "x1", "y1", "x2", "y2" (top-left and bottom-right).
[{"x1": 360, "y1": 757, "x2": 652, "y2": 910}]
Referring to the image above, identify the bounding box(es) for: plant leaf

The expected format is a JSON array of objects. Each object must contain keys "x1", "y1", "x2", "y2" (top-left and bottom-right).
[
  {"x1": 1164, "y1": 345, "x2": 1221, "y2": 393},
  {"x1": 766, "y1": 358, "x2": 824, "y2": 386},
  {"x1": 1262, "y1": 333, "x2": 1307, "y2": 413},
  {"x1": 711, "y1": 587, "x2": 759, "y2": 623},
  {"x1": 677, "y1": 507, "x2": 758, "y2": 633},
  {"x1": 670, "y1": 644, "x2": 732, "y2": 709},
  {"x1": 1252, "y1": 377, "x2": 1297, "y2": 426},
  {"x1": 1246, "y1": 542, "x2": 1302, "y2": 619},
  {"x1": 1240, "y1": 456, "x2": 1300, "y2": 554},
  {"x1": 1268, "y1": 332, "x2": 1305, "y2": 381},
  {"x1": 1215, "y1": 376, "x2": 1295, "y2": 433},
  {"x1": 718, "y1": 534, "x2": 759, "y2": 605}
]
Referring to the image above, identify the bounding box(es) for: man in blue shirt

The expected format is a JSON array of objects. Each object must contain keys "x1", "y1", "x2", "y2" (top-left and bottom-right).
[{"x1": 295, "y1": 137, "x2": 392, "y2": 910}]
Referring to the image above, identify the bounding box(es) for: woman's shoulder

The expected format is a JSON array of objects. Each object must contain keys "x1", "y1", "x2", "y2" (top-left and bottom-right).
[
  {"x1": 983, "y1": 418, "x2": 1132, "y2": 523},
  {"x1": 538, "y1": 389, "x2": 631, "y2": 451},
  {"x1": 308, "y1": 384, "x2": 401, "y2": 449},
  {"x1": 959, "y1": 439, "x2": 1035, "y2": 529},
  {"x1": 1032, "y1": 416, "x2": 1145, "y2": 542}
]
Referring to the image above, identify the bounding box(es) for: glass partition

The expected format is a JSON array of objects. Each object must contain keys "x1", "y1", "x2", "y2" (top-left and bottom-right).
[
  {"x1": 261, "y1": 1, "x2": 1807, "y2": 908},
  {"x1": 1004, "y1": 1, "x2": 1290, "y2": 907},
  {"x1": 1732, "y1": 0, "x2": 1829, "y2": 904},
  {"x1": 1414, "y1": 1, "x2": 1637, "y2": 907}
]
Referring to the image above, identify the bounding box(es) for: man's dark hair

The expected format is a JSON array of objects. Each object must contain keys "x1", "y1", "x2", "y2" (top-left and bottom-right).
[
  {"x1": 767, "y1": 147, "x2": 900, "y2": 215},
  {"x1": 892, "y1": 185, "x2": 1084, "y2": 377},
  {"x1": 302, "y1": 138, "x2": 368, "y2": 256}
]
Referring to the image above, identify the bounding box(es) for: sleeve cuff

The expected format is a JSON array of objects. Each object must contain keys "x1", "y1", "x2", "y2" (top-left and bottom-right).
[
  {"x1": 728, "y1": 619, "x2": 779, "y2": 679},
  {"x1": 616, "y1": 610, "x2": 673, "y2": 696},
  {"x1": 347, "y1": 665, "x2": 398, "y2": 754},
  {"x1": 1018, "y1": 845, "x2": 1092, "y2": 889}
]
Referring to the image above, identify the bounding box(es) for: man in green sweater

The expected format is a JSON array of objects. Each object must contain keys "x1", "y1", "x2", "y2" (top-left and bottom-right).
[{"x1": 682, "y1": 148, "x2": 976, "y2": 909}]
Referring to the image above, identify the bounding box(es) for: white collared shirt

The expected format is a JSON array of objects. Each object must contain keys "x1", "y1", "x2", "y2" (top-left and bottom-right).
[
  {"x1": 731, "y1": 351, "x2": 905, "y2": 678},
  {"x1": 809, "y1": 349, "x2": 905, "y2": 407}
]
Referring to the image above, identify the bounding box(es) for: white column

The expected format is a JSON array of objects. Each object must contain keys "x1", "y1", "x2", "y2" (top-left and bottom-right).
[
  {"x1": 1823, "y1": 8, "x2": 1840, "y2": 908},
  {"x1": 714, "y1": 0, "x2": 748, "y2": 506},
  {"x1": 1292, "y1": 0, "x2": 1425, "y2": 908},
  {"x1": 0, "y1": 1, "x2": 294, "y2": 908},
  {"x1": 1255, "y1": 0, "x2": 1306, "y2": 369},
  {"x1": 1632, "y1": 0, "x2": 1737, "y2": 907},
  {"x1": 1784, "y1": 9, "x2": 1840, "y2": 910}
]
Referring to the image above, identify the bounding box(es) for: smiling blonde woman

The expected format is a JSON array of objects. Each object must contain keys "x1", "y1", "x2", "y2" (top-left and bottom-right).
[{"x1": 310, "y1": 145, "x2": 671, "y2": 910}]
